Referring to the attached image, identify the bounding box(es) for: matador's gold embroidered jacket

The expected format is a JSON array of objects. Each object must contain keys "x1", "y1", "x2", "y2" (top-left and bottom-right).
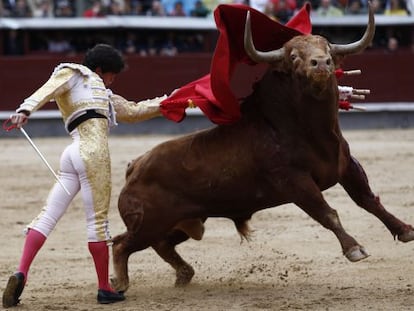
[{"x1": 16, "y1": 63, "x2": 165, "y2": 131}]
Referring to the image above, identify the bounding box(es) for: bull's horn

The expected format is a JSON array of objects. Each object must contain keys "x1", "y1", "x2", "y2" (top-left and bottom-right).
[
  {"x1": 244, "y1": 11, "x2": 285, "y2": 63},
  {"x1": 331, "y1": 1, "x2": 375, "y2": 55}
]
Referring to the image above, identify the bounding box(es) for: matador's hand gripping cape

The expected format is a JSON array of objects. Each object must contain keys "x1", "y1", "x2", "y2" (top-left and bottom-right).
[{"x1": 160, "y1": 3, "x2": 312, "y2": 124}]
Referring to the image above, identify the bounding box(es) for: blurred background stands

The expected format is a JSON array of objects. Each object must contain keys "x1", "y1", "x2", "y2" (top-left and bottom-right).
[{"x1": 0, "y1": 0, "x2": 414, "y2": 56}]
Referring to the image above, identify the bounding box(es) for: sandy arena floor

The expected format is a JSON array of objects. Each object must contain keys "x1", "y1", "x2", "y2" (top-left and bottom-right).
[{"x1": 1, "y1": 128, "x2": 413, "y2": 310}]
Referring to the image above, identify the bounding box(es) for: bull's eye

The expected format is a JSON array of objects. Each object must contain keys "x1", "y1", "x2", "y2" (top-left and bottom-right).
[
  {"x1": 291, "y1": 54, "x2": 297, "y2": 61},
  {"x1": 326, "y1": 59, "x2": 331, "y2": 66},
  {"x1": 311, "y1": 59, "x2": 318, "y2": 66}
]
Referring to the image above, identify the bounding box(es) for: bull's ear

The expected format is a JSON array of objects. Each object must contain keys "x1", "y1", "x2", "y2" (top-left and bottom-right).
[
  {"x1": 268, "y1": 46, "x2": 294, "y2": 72},
  {"x1": 290, "y1": 48, "x2": 299, "y2": 62}
]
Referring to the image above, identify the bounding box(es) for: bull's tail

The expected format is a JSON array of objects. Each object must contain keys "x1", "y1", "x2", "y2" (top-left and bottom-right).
[{"x1": 233, "y1": 217, "x2": 253, "y2": 242}]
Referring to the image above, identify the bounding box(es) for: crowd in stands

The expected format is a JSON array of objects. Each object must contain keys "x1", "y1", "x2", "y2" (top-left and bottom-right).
[
  {"x1": 0, "y1": 0, "x2": 212, "y2": 17},
  {"x1": 1, "y1": 0, "x2": 413, "y2": 19},
  {"x1": 1, "y1": 0, "x2": 413, "y2": 56}
]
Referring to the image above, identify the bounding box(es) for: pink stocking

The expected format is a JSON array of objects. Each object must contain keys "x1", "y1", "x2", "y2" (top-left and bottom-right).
[{"x1": 18, "y1": 229, "x2": 47, "y2": 281}]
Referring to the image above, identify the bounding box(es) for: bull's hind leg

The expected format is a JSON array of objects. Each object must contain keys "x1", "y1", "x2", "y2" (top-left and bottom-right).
[
  {"x1": 340, "y1": 156, "x2": 414, "y2": 242},
  {"x1": 111, "y1": 194, "x2": 145, "y2": 292},
  {"x1": 152, "y1": 230, "x2": 195, "y2": 287},
  {"x1": 290, "y1": 175, "x2": 369, "y2": 262}
]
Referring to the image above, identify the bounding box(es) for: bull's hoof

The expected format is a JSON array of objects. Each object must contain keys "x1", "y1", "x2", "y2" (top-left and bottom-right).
[
  {"x1": 110, "y1": 277, "x2": 129, "y2": 293},
  {"x1": 397, "y1": 229, "x2": 414, "y2": 242},
  {"x1": 175, "y1": 264, "x2": 195, "y2": 287},
  {"x1": 344, "y1": 245, "x2": 370, "y2": 262}
]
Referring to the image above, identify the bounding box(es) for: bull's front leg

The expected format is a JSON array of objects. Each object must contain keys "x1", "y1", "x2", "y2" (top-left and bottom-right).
[
  {"x1": 289, "y1": 175, "x2": 369, "y2": 262},
  {"x1": 152, "y1": 232, "x2": 195, "y2": 287},
  {"x1": 340, "y1": 156, "x2": 414, "y2": 242}
]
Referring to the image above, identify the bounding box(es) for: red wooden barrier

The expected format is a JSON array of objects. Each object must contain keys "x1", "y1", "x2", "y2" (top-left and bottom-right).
[{"x1": 1, "y1": 50, "x2": 413, "y2": 111}]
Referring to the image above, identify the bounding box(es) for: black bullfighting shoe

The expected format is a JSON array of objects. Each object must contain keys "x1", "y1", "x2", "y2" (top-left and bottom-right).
[
  {"x1": 97, "y1": 289, "x2": 125, "y2": 304},
  {"x1": 2, "y1": 272, "x2": 25, "y2": 308}
]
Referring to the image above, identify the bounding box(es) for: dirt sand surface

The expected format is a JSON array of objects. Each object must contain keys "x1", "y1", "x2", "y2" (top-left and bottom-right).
[{"x1": 1, "y1": 129, "x2": 413, "y2": 311}]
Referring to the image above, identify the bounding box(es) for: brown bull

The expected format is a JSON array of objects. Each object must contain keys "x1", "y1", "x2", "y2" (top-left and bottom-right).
[{"x1": 111, "y1": 4, "x2": 414, "y2": 292}]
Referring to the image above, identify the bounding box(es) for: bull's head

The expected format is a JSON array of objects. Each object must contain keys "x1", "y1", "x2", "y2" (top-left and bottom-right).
[{"x1": 244, "y1": 2, "x2": 375, "y2": 87}]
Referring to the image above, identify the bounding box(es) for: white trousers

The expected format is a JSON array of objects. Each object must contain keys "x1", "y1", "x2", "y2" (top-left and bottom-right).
[{"x1": 28, "y1": 120, "x2": 111, "y2": 242}]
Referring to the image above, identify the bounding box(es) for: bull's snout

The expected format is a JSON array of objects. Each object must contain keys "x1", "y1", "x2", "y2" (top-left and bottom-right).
[
  {"x1": 308, "y1": 55, "x2": 333, "y2": 83},
  {"x1": 310, "y1": 56, "x2": 332, "y2": 71}
]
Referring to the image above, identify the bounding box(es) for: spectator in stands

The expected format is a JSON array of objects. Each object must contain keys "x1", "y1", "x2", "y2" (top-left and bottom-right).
[
  {"x1": 273, "y1": 0, "x2": 295, "y2": 23},
  {"x1": 344, "y1": 0, "x2": 367, "y2": 14},
  {"x1": 119, "y1": 31, "x2": 138, "y2": 53},
  {"x1": 264, "y1": 0, "x2": 277, "y2": 19},
  {"x1": 335, "y1": 0, "x2": 349, "y2": 11},
  {"x1": 83, "y1": 0, "x2": 105, "y2": 17},
  {"x1": 2, "y1": 0, "x2": 13, "y2": 16},
  {"x1": 162, "y1": 0, "x2": 198, "y2": 15},
  {"x1": 386, "y1": 36, "x2": 399, "y2": 52},
  {"x1": 272, "y1": 0, "x2": 297, "y2": 11},
  {"x1": 168, "y1": 0, "x2": 186, "y2": 15},
  {"x1": 0, "y1": 0, "x2": 7, "y2": 16},
  {"x1": 368, "y1": 0, "x2": 385, "y2": 13},
  {"x1": 381, "y1": 0, "x2": 408, "y2": 51},
  {"x1": 145, "y1": 35, "x2": 160, "y2": 55},
  {"x1": 249, "y1": 0, "x2": 269, "y2": 12},
  {"x1": 118, "y1": 31, "x2": 153, "y2": 56},
  {"x1": 4, "y1": 29, "x2": 25, "y2": 55},
  {"x1": 159, "y1": 31, "x2": 179, "y2": 56},
  {"x1": 146, "y1": 0, "x2": 166, "y2": 16},
  {"x1": 201, "y1": 0, "x2": 220, "y2": 13},
  {"x1": 32, "y1": 0, "x2": 54, "y2": 17},
  {"x1": 384, "y1": 0, "x2": 409, "y2": 15},
  {"x1": 313, "y1": 0, "x2": 343, "y2": 16},
  {"x1": 125, "y1": 0, "x2": 144, "y2": 15},
  {"x1": 47, "y1": 32, "x2": 74, "y2": 54},
  {"x1": 190, "y1": 0, "x2": 209, "y2": 16},
  {"x1": 54, "y1": 0, "x2": 75, "y2": 17},
  {"x1": 407, "y1": 0, "x2": 413, "y2": 14},
  {"x1": 299, "y1": 0, "x2": 320, "y2": 10},
  {"x1": 107, "y1": 0, "x2": 125, "y2": 15},
  {"x1": 179, "y1": 33, "x2": 204, "y2": 52},
  {"x1": 10, "y1": 0, "x2": 32, "y2": 17}
]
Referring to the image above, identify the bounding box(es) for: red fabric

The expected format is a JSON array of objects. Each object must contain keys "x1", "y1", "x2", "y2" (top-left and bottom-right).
[
  {"x1": 160, "y1": 3, "x2": 312, "y2": 124},
  {"x1": 159, "y1": 74, "x2": 218, "y2": 123}
]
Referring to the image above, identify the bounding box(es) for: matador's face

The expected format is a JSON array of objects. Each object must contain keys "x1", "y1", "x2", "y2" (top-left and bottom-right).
[{"x1": 96, "y1": 68, "x2": 117, "y2": 87}]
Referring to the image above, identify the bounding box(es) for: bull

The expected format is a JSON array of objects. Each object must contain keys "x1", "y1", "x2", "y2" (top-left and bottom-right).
[{"x1": 111, "y1": 3, "x2": 414, "y2": 292}]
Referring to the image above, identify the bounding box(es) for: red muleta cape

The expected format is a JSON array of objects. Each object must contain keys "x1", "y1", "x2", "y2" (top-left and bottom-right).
[{"x1": 160, "y1": 3, "x2": 312, "y2": 124}]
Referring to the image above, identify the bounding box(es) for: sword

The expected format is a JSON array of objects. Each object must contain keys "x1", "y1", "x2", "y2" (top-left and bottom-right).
[{"x1": 3, "y1": 119, "x2": 71, "y2": 196}]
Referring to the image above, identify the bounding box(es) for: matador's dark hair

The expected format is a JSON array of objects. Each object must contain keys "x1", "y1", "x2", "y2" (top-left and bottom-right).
[{"x1": 83, "y1": 44, "x2": 125, "y2": 73}]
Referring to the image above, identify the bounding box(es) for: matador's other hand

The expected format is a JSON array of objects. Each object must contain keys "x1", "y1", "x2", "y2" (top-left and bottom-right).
[
  {"x1": 10, "y1": 112, "x2": 29, "y2": 128},
  {"x1": 187, "y1": 99, "x2": 197, "y2": 109}
]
